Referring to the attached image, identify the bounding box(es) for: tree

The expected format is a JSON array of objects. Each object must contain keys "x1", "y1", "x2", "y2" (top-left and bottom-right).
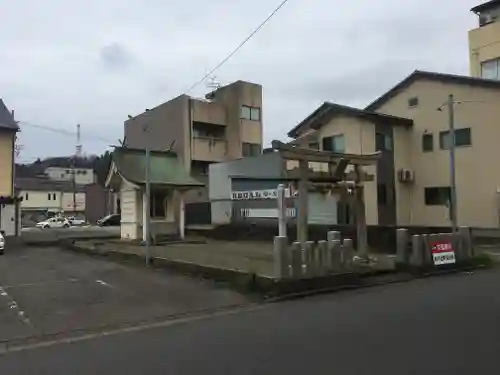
[{"x1": 93, "y1": 151, "x2": 112, "y2": 186}]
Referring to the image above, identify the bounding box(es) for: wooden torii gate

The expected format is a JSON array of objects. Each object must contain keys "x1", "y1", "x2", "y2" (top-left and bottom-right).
[{"x1": 271, "y1": 141, "x2": 380, "y2": 258}]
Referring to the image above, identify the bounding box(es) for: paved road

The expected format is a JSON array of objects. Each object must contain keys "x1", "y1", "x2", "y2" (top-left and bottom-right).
[
  {"x1": 0, "y1": 247, "x2": 248, "y2": 345},
  {"x1": 0, "y1": 267, "x2": 499, "y2": 374}
]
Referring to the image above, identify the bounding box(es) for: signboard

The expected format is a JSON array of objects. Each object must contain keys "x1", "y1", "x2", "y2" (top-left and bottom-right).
[
  {"x1": 231, "y1": 188, "x2": 298, "y2": 201},
  {"x1": 431, "y1": 241, "x2": 456, "y2": 266}
]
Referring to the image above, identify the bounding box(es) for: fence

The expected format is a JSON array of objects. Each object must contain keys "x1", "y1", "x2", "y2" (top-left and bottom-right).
[
  {"x1": 273, "y1": 231, "x2": 355, "y2": 279},
  {"x1": 395, "y1": 226, "x2": 473, "y2": 268}
]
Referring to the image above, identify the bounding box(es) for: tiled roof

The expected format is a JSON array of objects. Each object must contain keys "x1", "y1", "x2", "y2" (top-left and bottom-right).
[
  {"x1": 287, "y1": 102, "x2": 413, "y2": 138},
  {"x1": 15, "y1": 177, "x2": 86, "y2": 192},
  {"x1": 365, "y1": 70, "x2": 500, "y2": 111},
  {"x1": 112, "y1": 147, "x2": 204, "y2": 187}
]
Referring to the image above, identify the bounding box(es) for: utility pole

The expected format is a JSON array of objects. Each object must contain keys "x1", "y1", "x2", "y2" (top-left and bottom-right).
[
  {"x1": 144, "y1": 124, "x2": 151, "y2": 266},
  {"x1": 447, "y1": 94, "x2": 458, "y2": 234}
]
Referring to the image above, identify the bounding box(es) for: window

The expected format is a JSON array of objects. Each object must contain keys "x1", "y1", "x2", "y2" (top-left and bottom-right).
[
  {"x1": 422, "y1": 133, "x2": 433, "y2": 152},
  {"x1": 25, "y1": 193, "x2": 29, "y2": 201},
  {"x1": 240, "y1": 105, "x2": 261, "y2": 121},
  {"x1": 53, "y1": 193, "x2": 56, "y2": 200},
  {"x1": 375, "y1": 133, "x2": 393, "y2": 151},
  {"x1": 66, "y1": 170, "x2": 70, "y2": 174},
  {"x1": 308, "y1": 142, "x2": 319, "y2": 150},
  {"x1": 48, "y1": 193, "x2": 51, "y2": 200},
  {"x1": 425, "y1": 187, "x2": 451, "y2": 206},
  {"x1": 408, "y1": 97, "x2": 419, "y2": 107},
  {"x1": 439, "y1": 128, "x2": 472, "y2": 149},
  {"x1": 377, "y1": 184, "x2": 387, "y2": 205},
  {"x1": 82, "y1": 170, "x2": 88, "y2": 175},
  {"x1": 242, "y1": 142, "x2": 261, "y2": 157},
  {"x1": 481, "y1": 58, "x2": 500, "y2": 80},
  {"x1": 322, "y1": 135, "x2": 345, "y2": 153},
  {"x1": 150, "y1": 191, "x2": 168, "y2": 218}
]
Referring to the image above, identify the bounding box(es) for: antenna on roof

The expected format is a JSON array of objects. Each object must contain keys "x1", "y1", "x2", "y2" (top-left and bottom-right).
[{"x1": 206, "y1": 75, "x2": 221, "y2": 91}]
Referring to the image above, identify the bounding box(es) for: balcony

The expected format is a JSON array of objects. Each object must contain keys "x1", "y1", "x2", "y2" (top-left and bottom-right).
[{"x1": 191, "y1": 137, "x2": 228, "y2": 162}]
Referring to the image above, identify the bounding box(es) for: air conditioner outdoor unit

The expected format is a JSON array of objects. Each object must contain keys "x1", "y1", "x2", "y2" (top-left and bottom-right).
[{"x1": 398, "y1": 168, "x2": 415, "y2": 183}]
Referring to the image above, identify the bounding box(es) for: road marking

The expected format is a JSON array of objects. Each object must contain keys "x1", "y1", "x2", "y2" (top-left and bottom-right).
[
  {"x1": 0, "y1": 302, "x2": 266, "y2": 355},
  {"x1": 95, "y1": 279, "x2": 112, "y2": 287},
  {"x1": 0, "y1": 286, "x2": 31, "y2": 325},
  {"x1": 1, "y1": 278, "x2": 79, "y2": 290}
]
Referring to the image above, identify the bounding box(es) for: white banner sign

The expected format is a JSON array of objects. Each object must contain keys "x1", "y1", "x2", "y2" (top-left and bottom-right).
[{"x1": 231, "y1": 188, "x2": 298, "y2": 201}]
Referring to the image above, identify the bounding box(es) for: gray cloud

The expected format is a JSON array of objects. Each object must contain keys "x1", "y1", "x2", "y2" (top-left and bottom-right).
[
  {"x1": 0, "y1": 0, "x2": 480, "y2": 161},
  {"x1": 99, "y1": 43, "x2": 133, "y2": 69}
]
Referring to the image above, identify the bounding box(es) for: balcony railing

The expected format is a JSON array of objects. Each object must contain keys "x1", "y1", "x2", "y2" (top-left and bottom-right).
[{"x1": 191, "y1": 137, "x2": 228, "y2": 162}]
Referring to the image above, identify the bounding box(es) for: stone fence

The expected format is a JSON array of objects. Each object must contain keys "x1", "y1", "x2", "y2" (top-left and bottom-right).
[
  {"x1": 396, "y1": 226, "x2": 473, "y2": 268},
  {"x1": 273, "y1": 231, "x2": 355, "y2": 280}
]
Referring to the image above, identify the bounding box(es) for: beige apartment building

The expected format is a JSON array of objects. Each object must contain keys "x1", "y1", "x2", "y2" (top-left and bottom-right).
[
  {"x1": 289, "y1": 71, "x2": 500, "y2": 229},
  {"x1": 124, "y1": 80, "x2": 263, "y2": 202},
  {"x1": 469, "y1": 0, "x2": 500, "y2": 79}
]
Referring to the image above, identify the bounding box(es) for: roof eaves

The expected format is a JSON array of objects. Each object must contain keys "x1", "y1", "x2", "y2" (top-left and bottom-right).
[
  {"x1": 287, "y1": 102, "x2": 331, "y2": 138},
  {"x1": 365, "y1": 69, "x2": 500, "y2": 112},
  {"x1": 471, "y1": 0, "x2": 500, "y2": 13}
]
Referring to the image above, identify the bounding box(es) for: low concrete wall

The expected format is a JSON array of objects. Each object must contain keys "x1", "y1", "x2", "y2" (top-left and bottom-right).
[{"x1": 187, "y1": 223, "x2": 458, "y2": 253}]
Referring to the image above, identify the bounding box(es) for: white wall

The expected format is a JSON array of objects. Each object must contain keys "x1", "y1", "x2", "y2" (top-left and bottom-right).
[
  {"x1": 20, "y1": 190, "x2": 85, "y2": 213},
  {"x1": 0, "y1": 204, "x2": 16, "y2": 236},
  {"x1": 120, "y1": 182, "x2": 139, "y2": 240}
]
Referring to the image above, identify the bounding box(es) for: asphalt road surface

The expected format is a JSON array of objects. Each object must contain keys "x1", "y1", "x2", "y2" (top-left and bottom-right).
[
  {"x1": 0, "y1": 246, "x2": 248, "y2": 346},
  {"x1": 1, "y1": 266, "x2": 499, "y2": 374}
]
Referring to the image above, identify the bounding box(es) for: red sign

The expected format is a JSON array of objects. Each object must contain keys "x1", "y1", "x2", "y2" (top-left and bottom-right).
[{"x1": 431, "y1": 241, "x2": 456, "y2": 265}]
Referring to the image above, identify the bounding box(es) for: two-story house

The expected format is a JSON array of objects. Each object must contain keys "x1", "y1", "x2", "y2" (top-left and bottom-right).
[
  {"x1": 469, "y1": 0, "x2": 500, "y2": 80},
  {"x1": 0, "y1": 99, "x2": 21, "y2": 236},
  {"x1": 123, "y1": 80, "x2": 263, "y2": 202},
  {"x1": 289, "y1": 70, "x2": 500, "y2": 229}
]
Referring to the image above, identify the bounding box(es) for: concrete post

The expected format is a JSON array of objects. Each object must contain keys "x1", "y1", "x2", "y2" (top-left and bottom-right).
[
  {"x1": 410, "y1": 234, "x2": 424, "y2": 267},
  {"x1": 421, "y1": 234, "x2": 431, "y2": 266},
  {"x1": 317, "y1": 240, "x2": 328, "y2": 274},
  {"x1": 273, "y1": 236, "x2": 289, "y2": 280},
  {"x1": 304, "y1": 241, "x2": 315, "y2": 276},
  {"x1": 396, "y1": 228, "x2": 409, "y2": 265},
  {"x1": 290, "y1": 241, "x2": 302, "y2": 278},
  {"x1": 179, "y1": 192, "x2": 185, "y2": 240},
  {"x1": 459, "y1": 226, "x2": 473, "y2": 258},
  {"x1": 297, "y1": 160, "x2": 309, "y2": 244},
  {"x1": 327, "y1": 231, "x2": 341, "y2": 268},
  {"x1": 277, "y1": 184, "x2": 287, "y2": 238},
  {"x1": 342, "y1": 238, "x2": 354, "y2": 268}
]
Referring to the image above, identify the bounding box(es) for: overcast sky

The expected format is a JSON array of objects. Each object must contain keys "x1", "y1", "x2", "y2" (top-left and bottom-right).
[{"x1": 1, "y1": 0, "x2": 481, "y2": 163}]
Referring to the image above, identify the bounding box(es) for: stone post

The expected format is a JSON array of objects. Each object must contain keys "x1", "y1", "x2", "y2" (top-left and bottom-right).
[
  {"x1": 342, "y1": 238, "x2": 354, "y2": 268},
  {"x1": 317, "y1": 240, "x2": 328, "y2": 275},
  {"x1": 277, "y1": 184, "x2": 287, "y2": 238},
  {"x1": 410, "y1": 234, "x2": 424, "y2": 267},
  {"x1": 428, "y1": 233, "x2": 440, "y2": 266},
  {"x1": 396, "y1": 228, "x2": 409, "y2": 266},
  {"x1": 304, "y1": 241, "x2": 315, "y2": 276},
  {"x1": 327, "y1": 231, "x2": 341, "y2": 268},
  {"x1": 290, "y1": 241, "x2": 302, "y2": 278},
  {"x1": 459, "y1": 226, "x2": 473, "y2": 258},
  {"x1": 273, "y1": 236, "x2": 289, "y2": 280}
]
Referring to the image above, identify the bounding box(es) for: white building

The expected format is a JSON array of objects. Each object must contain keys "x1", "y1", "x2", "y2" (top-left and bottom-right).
[
  {"x1": 16, "y1": 177, "x2": 86, "y2": 224},
  {"x1": 44, "y1": 166, "x2": 96, "y2": 185}
]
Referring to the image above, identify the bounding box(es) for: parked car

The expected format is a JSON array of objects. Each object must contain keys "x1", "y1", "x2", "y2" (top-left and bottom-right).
[
  {"x1": 0, "y1": 231, "x2": 4, "y2": 255},
  {"x1": 66, "y1": 216, "x2": 86, "y2": 226},
  {"x1": 36, "y1": 217, "x2": 70, "y2": 229},
  {"x1": 97, "y1": 214, "x2": 121, "y2": 227}
]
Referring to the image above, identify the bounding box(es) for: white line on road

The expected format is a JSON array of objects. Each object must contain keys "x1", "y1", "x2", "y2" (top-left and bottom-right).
[
  {"x1": 1, "y1": 278, "x2": 79, "y2": 290},
  {"x1": 0, "y1": 286, "x2": 31, "y2": 325},
  {"x1": 95, "y1": 279, "x2": 112, "y2": 287}
]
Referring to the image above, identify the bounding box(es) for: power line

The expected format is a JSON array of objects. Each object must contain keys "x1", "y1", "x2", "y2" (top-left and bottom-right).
[
  {"x1": 183, "y1": 0, "x2": 291, "y2": 95},
  {"x1": 18, "y1": 121, "x2": 115, "y2": 144}
]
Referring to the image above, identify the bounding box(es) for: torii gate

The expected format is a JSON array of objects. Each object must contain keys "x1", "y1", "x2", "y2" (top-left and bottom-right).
[{"x1": 271, "y1": 140, "x2": 380, "y2": 259}]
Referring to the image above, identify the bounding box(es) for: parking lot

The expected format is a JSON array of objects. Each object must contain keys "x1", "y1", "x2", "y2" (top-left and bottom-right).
[{"x1": 0, "y1": 246, "x2": 249, "y2": 346}]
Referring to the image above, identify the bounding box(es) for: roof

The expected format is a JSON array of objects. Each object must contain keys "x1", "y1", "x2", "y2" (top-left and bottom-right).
[
  {"x1": 0, "y1": 99, "x2": 19, "y2": 131},
  {"x1": 287, "y1": 102, "x2": 413, "y2": 138},
  {"x1": 365, "y1": 70, "x2": 500, "y2": 111},
  {"x1": 471, "y1": 0, "x2": 500, "y2": 13},
  {"x1": 112, "y1": 147, "x2": 204, "y2": 187},
  {"x1": 15, "y1": 177, "x2": 86, "y2": 193}
]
